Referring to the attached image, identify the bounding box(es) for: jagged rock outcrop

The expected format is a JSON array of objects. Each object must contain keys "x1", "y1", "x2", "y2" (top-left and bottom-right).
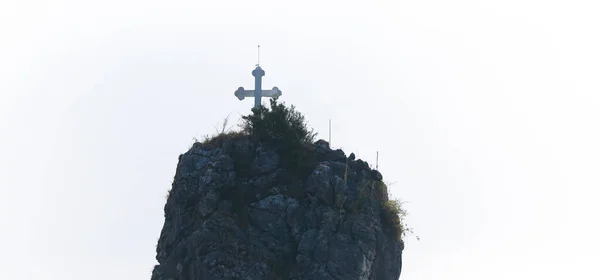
[{"x1": 151, "y1": 136, "x2": 404, "y2": 280}]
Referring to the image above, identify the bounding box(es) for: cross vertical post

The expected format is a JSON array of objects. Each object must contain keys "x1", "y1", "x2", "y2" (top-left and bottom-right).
[{"x1": 252, "y1": 66, "x2": 265, "y2": 108}]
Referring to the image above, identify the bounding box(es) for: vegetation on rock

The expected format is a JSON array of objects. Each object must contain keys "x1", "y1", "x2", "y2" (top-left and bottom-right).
[
  {"x1": 196, "y1": 98, "x2": 412, "y2": 242},
  {"x1": 153, "y1": 98, "x2": 412, "y2": 280}
]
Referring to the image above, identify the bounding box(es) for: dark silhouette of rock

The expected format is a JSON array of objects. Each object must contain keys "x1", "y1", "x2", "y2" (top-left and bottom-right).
[
  {"x1": 326, "y1": 149, "x2": 346, "y2": 162},
  {"x1": 353, "y1": 159, "x2": 371, "y2": 171},
  {"x1": 348, "y1": 152, "x2": 356, "y2": 161},
  {"x1": 315, "y1": 139, "x2": 331, "y2": 156},
  {"x1": 151, "y1": 137, "x2": 403, "y2": 280},
  {"x1": 371, "y1": 170, "x2": 383, "y2": 181}
]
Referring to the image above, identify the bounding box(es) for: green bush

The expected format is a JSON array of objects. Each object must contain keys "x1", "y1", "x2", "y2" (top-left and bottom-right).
[
  {"x1": 241, "y1": 97, "x2": 316, "y2": 149},
  {"x1": 380, "y1": 199, "x2": 407, "y2": 240},
  {"x1": 241, "y1": 97, "x2": 318, "y2": 177}
]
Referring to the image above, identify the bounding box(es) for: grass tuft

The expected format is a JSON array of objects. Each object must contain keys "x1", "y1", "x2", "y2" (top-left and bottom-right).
[{"x1": 201, "y1": 131, "x2": 247, "y2": 147}]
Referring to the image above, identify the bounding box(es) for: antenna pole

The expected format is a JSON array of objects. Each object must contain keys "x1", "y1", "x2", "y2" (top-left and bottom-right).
[
  {"x1": 376, "y1": 151, "x2": 379, "y2": 170},
  {"x1": 257, "y1": 45, "x2": 260, "y2": 65},
  {"x1": 329, "y1": 119, "x2": 331, "y2": 146}
]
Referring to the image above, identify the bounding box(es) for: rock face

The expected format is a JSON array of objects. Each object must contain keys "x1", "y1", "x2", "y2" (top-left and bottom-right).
[{"x1": 151, "y1": 137, "x2": 404, "y2": 280}]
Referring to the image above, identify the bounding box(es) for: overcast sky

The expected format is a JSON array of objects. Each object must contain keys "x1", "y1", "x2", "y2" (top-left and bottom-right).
[{"x1": 1, "y1": 0, "x2": 599, "y2": 279}]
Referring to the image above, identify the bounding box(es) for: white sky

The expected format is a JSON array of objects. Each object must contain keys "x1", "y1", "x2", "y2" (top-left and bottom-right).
[{"x1": 1, "y1": 0, "x2": 599, "y2": 279}]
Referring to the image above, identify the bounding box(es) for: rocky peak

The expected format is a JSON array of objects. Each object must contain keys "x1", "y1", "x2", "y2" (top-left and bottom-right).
[{"x1": 151, "y1": 136, "x2": 404, "y2": 280}]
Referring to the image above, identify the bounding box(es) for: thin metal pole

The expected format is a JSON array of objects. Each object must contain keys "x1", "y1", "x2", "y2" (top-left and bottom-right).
[
  {"x1": 376, "y1": 151, "x2": 379, "y2": 170},
  {"x1": 329, "y1": 119, "x2": 331, "y2": 146}
]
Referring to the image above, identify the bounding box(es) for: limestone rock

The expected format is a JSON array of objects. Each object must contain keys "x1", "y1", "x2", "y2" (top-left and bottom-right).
[{"x1": 151, "y1": 138, "x2": 404, "y2": 280}]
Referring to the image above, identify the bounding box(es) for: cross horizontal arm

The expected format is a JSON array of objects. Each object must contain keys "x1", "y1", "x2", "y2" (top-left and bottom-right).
[
  {"x1": 234, "y1": 86, "x2": 282, "y2": 100},
  {"x1": 237, "y1": 90, "x2": 255, "y2": 98},
  {"x1": 261, "y1": 88, "x2": 282, "y2": 97}
]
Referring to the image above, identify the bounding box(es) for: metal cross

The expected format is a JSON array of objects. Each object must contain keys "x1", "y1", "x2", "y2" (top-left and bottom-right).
[{"x1": 234, "y1": 65, "x2": 282, "y2": 109}]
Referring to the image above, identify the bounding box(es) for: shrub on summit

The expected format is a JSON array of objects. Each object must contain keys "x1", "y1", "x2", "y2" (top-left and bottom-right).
[
  {"x1": 241, "y1": 97, "x2": 317, "y2": 177},
  {"x1": 242, "y1": 97, "x2": 316, "y2": 147}
]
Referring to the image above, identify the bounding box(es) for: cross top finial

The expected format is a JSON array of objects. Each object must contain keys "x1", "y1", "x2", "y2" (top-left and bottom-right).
[{"x1": 252, "y1": 65, "x2": 265, "y2": 77}]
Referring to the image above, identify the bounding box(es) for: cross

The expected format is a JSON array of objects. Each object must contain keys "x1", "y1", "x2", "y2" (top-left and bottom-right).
[{"x1": 234, "y1": 64, "x2": 282, "y2": 109}]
